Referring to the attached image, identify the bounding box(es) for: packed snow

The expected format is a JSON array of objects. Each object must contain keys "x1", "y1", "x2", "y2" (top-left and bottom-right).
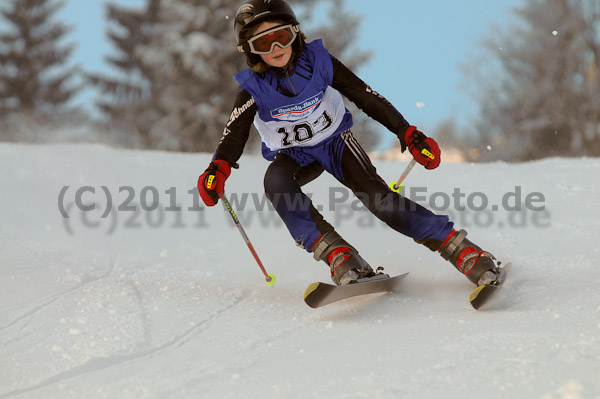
[{"x1": 1, "y1": 143, "x2": 599, "y2": 399}]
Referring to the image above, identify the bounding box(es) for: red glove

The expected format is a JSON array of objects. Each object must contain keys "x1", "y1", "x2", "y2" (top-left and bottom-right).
[
  {"x1": 404, "y1": 126, "x2": 441, "y2": 170},
  {"x1": 198, "y1": 160, "x2": 231, "y2": 206}
]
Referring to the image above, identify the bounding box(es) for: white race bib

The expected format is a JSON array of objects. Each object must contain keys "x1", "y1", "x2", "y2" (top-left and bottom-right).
[{"x1": 254, "y1": 86, "x2": 347, "y2": 151}]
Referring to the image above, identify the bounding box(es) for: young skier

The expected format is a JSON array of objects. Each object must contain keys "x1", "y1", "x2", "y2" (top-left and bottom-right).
[{"x1": 198, "y1": 0, "x2": 502, "y2": 287}]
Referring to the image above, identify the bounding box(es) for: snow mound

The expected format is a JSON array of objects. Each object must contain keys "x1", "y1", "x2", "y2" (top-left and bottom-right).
[{"x1": 1, "y1": 143, "x2": 599, "y2": 398}]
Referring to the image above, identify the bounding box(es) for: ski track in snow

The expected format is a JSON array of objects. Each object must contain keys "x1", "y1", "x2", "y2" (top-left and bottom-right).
[
  {"x1": 0, "y1": 255, "x2": 119, "y2": 334},
  {"x1": 1, "y1": 143, "x2": 600, "y2": 399},
  {"x1": 0, "y1": 290, "x2": 250, "y2": 398}
]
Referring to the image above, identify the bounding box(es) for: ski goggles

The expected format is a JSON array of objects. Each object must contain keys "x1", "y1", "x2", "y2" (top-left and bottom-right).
[{"x1": 239, "y1": 24, "x2": 299, "y2": 55}]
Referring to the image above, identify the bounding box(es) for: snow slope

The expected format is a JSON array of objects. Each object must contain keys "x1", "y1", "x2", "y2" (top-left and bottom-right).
[{"x1": 1, "y1": 142, "x2": 599, "y2": 399}]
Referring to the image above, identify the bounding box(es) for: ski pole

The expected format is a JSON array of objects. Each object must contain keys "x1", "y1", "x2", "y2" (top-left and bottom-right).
[
  {"x1": 389, "y1": 159, "x2": 417, "y2": 193},
  {"x1": 221, "y1": 194, "x2": 276, "y2": 287}
]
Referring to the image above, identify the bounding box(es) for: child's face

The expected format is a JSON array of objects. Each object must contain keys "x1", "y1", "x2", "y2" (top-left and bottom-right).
[{"x1": 253, "y1": 21, "x2": 293, "y2": 68}]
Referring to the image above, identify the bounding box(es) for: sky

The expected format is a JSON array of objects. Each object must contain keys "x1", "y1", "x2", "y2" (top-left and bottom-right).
[
  {"x1": 347, "y1": 1, "x2": 523, "y2": 138},
  {"x1": 51, "y1": 0, "x2": 523, "y2": 148}
]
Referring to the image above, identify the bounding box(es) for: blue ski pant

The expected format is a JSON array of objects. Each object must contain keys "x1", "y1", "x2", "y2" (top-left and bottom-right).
[{"x1": 263, "y1": 130, "x2": 454, "y2": 252}]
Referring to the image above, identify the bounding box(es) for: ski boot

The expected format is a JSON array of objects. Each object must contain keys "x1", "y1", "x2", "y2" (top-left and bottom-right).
[
  {"x1": 312, "y1": 231, "x2": 375, "y2": 285},
  {"x1": 438, "y1": 229, "x2": 503, "y2": 286}
]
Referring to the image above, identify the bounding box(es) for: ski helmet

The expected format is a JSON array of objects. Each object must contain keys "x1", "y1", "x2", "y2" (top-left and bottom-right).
[{"x1": 234, "y1": 0, "x2": 304, "y2": 68}]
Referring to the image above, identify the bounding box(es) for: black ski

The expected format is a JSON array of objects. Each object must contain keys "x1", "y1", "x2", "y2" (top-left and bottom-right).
[
  {"x1": 469, "y1": 262, "x2": 511, "y2": 310},
  {"x1": 304, "y1": 272, "x2": 409, "y2": 309}
]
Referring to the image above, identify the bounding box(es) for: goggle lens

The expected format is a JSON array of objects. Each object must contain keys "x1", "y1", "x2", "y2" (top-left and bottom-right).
[{"x1": 248, "y1": 25, "x2": 296, "y2": 54}]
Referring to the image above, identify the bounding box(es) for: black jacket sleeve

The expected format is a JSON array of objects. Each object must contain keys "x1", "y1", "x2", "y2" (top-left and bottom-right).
[
  {"x1": 213, "y1": 88, "x2": 258, "y2": 165},
  {"x1": 330, "y1": 55, "x2": 411, "y2": 150}
]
